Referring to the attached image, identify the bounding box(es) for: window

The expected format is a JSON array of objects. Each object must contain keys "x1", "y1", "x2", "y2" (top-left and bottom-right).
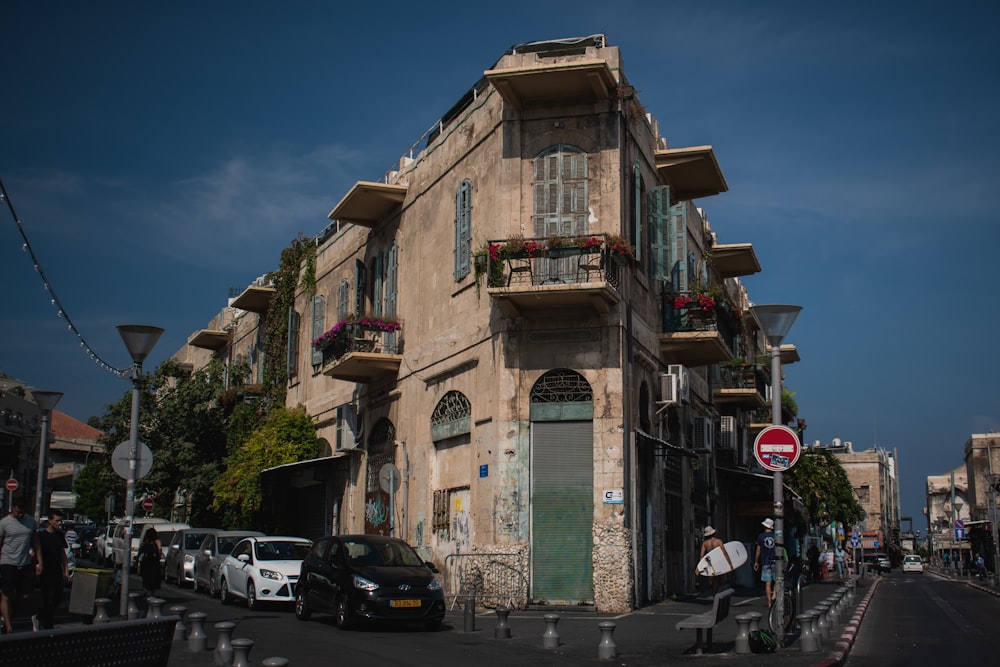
[
  {"x1": 454, "y1": 180, "x2": 472, "y2": 280},
  {"x1": 287, "y1": 308, "x2": 300, "y2": 379},
  {"x1": 430, "y1": 391, "x2": 471, "y2": 442},
  {"x1": 310, "y1": 295, "x2": 325, "y2": 368},
  {"x1": 532, "y1": 145, "x2": 589, "y2": 238},
  {"x1": 337, "y1": 280, "x2": 350, "y2": 322}
]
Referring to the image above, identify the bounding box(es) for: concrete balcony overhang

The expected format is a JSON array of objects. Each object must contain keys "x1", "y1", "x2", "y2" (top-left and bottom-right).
[
  {"x1": 484, "y1": 60, "x2": 617, "y2": 110},
  {"x1": 488, "y1": 283, "x2": 621, "y2": 318},
  {"x1": 230, "y1": 285, "x2": 275, "y2": 313},
  {"x1": 188, "y1": 329, "x2": 229, "y2": 350},
  {"x1": 658, "y1": 332, "x2": 732, "y2": 367},
  {"x1": 328, "y1": 181, "x2": 408, "y2": 228},
  {"x1": 776, "y1": 344, "x2": 800, "y2": 365},
  {"x1": 322, "y1": 353, "x2": 402, "y2": 383},
  {"x1": 714, "y1": 388, "x2": 768, "y2": 409},
  {"x1": 712, "y1": 243, "x2": 761, "y2": 278},
  {"x1": 655, "y1": 146, "x2": 728, "y2": 201}
]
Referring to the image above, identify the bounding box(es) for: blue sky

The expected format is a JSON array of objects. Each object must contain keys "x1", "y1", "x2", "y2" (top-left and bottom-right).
[{"x1": 3, "y1": 2, "x2": 999, "y2": 530}]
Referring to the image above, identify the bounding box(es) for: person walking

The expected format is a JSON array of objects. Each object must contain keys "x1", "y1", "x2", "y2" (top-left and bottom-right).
[
  {"x1": 36, "y1": 509, "x2": 72, "y2": 629},
  {"x1": 0, "y1": 497, "x2": 43, "y2": 633},
  {"x1": 698, "y1": 526, "x2": 725, "y2": 595},
  {"x1": 138, "y1": 527, "x2": 162, "y2": 596},
  {"x1": 974, "y1": 553, "x2": 986, "y2": 580},
  {"x1": 835, "y1": 543, "x2": 847, "y2": 579},
  {"x1": 753, "y1": 518, "x2": 776, "y2": 605}
]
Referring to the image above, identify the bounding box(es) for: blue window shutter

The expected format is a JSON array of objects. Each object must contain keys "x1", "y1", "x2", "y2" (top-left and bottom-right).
[
  {"x1": 286, "y1": 308, "x2": 300, "y2": 379},
  {"x1": 311, "y1": 295, "x2": 325, "y2": 367},
  {"x1": 455, "y1": 181, "x2": 472, "y2": 281},
  {"x1": 670, "y1": 203, "x2": 688, "y2": 291},
  {"x1": 648, "y1": 186, "x2": 671, "y2": 281},
  {"x1": 354, "y1": 259, "x2": 366, "y2": 317},
  {"x1": 337, "y1": 280, "x2": 350, "y2": 322},
  {"x1": 373, "y1": 253, "x2": 384, "y2": 318}
]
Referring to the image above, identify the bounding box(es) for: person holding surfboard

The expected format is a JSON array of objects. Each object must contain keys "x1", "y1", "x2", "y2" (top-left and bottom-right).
[
  {"x1": 753, "y1": 518, "x2": 777, "y2": 605},
  {"x1": 699, "y1": 526, "x2": 725, "y2": 594}
]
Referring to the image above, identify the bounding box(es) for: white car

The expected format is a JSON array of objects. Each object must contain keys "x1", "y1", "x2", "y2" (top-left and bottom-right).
[
  {"x1": 218, "y1": 536, "x2": 312, "y2": 609},
  {"x1": 902, "y1": 554, "x2": 924, "y2": 573}
]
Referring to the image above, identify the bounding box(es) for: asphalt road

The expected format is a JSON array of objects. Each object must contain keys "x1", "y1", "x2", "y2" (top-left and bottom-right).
[{"x1": 845, "y1": 569, "x2": 999, "y2": 666}]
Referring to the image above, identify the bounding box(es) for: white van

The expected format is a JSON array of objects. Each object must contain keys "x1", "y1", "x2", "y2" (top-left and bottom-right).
[
  {"x1": 111, "y1": 516, "x2": 167, "y2": 568},
  {"x1": 137, "y1": 522, "x2": 191, "y2": 571}
]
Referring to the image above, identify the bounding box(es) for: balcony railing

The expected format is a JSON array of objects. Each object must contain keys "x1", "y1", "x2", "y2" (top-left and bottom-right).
[
  {"x1": 659, "y1": 291, "x2": 741, "y2": 366},
  {"x1": 320, "y1": 323, "x2": 402, "y2": 383},
  {"x1": 714, "y1": 363, "x2": 770, "y2": 408},
  {"x1": 479, "y1": 234, "x2": 628, "y2": 317}
]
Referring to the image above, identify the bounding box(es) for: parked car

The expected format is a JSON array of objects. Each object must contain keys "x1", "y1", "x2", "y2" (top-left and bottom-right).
[
  {"x1": 111, "y1": 517, "x2": 168, "y2": 568},
  {"x1": 902, "y1": 554, "x2": 924, "y2": 573},
  {"x1": 862, "y1": 552, "x2": 891, "y2": 575},
  {"x1": 295, "y1": 534, "x2": 445, "y2": 630},
  {"x1": 193, "y1": 530, "x2": 264, "y2": 596},
  {"x1": 164, "y1": 528, "x2": 219, "y2": 586},
  {"x1": 95, "y1": 523, "x2": 117, "y2": 565},
  {"x1": 219, "y1": 535, "x2": 312, "y2": 609},
  {"x1": 136, "y1": 522, "x2": 190, "y2": 570}
]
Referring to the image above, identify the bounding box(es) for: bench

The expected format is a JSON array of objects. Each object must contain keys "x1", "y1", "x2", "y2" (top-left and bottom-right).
[
  {"x1": 0, "y1": 615, "x2": 178, "y2": 667},
  {"x1": 676, "y1": 587, "x2": 734, "y2": 654}
]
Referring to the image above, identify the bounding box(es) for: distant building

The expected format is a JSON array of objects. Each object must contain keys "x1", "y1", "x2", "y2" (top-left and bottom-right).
[
  {"x1": 962, "y1": 433, "x2": 1000, "y2": 570},
  {"x1": 47, "y1": 410, "x2": 103, "y2": 520},
  {"x1": 926, "y1": 465, "x2": 971, "y2": 562}
]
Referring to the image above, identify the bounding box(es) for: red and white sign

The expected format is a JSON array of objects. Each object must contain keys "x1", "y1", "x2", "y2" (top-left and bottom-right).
[
  {"x1": 4, "y1": 478, "x2": 17, "y2": 492},
  {"x1": 754, "y1": 425, "x2": 801, "y2": 472},
  {"x1": 141, "y1": 496, "x2": 155, "y2": 511}
]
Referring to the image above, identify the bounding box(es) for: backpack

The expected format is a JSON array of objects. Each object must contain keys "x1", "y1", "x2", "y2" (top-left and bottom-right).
[{"x1": 748, "y1": 629, "x2": 777, "y2": 654}]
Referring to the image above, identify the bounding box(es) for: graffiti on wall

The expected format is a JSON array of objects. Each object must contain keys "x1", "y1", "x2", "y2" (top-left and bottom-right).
[{"x1": 365, "y1": 490, "x2": 391, "y2": 535}]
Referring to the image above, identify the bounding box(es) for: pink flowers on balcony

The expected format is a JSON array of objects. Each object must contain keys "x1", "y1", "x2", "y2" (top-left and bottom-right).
[
  {"x1": 312, "y1": 316, "x2": 401, "y2": 349},
  {"x1": 672, "y1": 294, "x2": 716, "y2": 311}
]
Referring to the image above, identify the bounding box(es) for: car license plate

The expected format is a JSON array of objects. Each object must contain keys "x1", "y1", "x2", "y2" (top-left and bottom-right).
[{"x1": 390, "y1": 599, "x2": 421, "y2": 608}]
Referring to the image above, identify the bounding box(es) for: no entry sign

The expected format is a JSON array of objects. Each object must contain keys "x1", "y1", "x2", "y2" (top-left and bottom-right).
[
  {"x1": 5, "y1": 478, "x2": 17, "y2": 492},
  {"x1": 754, "y1": 425, "x2": 802, "y2": 472}
]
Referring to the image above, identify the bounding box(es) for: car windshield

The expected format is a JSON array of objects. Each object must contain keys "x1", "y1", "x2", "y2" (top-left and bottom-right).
[
  {"x1": 345, "y1": 539, "x2": 425, "y2": 567},
  {"x1": 254, "y1": 540, "x2": 312, "y2": 561},
  {"x1": 218, "y1": 536, "x2": 245, "y2": 554},
  {"x1": 185, "y1": 533, "x2": 209, "y2": 549}
]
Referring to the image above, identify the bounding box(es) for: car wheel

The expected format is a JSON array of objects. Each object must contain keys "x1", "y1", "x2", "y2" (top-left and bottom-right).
[
  {"x1": 334, "y1": 595, "x2": 353, "y2": 630},
  {"x1": 209, "y1": 576, "x2": 218, "y2": 598},
  {"x1": 247, "y1": 581, "x2": 258, "y2": 610},
  {"x1": 295, "y1": 589, "x2": 311, "y2": 621},
  {"x1": 220, "y1": 578, "x2": 231, "y2": 605}
]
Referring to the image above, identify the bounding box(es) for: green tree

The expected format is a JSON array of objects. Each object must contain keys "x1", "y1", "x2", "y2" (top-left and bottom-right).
[
  {"x1": 785, "y1": 448, "x2": 864, "y2": 530},
  {"x1": 72, "y1": 459, "x2": 116, "y2": 522},
  {"x1": 212, "y1": 405, "x2": 317, "y2": 528}
]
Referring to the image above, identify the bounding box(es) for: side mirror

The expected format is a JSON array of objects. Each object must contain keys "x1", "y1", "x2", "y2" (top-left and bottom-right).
[
  {"x1": 238, "y1": 554, "x2": 251, "y2": 564},
  {"x1": 424, "y1": 561, "x2": 439, "y2": 574}
]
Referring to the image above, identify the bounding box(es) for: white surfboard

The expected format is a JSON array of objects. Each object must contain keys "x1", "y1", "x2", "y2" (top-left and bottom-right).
[{"x1": 696, "y1": 540, "x2": 748, "y2": 577}]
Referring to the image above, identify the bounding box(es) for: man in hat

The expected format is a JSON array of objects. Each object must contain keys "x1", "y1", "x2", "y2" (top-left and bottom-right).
[
  {"x1": 753, "y1": 518, "x2": 776, "y2": 605},
  {"x1": 699, "y1": 526, "x2": 725, "y2": 594}
]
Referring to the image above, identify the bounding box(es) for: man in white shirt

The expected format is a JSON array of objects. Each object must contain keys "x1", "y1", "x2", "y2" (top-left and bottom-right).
[{"x1": 0, "y1": 497, "x2": 43, "y2": 634}]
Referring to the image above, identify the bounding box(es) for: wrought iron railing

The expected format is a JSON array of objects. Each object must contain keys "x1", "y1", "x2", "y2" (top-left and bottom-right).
[
  {"x1": 320, "y1": 324, "x2": 401, "y2": 367},
  {"x1": 478, "y1": 233, "x2": 631, "y2": 292}
]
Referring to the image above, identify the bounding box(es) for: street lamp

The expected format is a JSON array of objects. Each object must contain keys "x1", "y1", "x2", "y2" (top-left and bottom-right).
[
  {"x1": 750, "y1": 303, "x2": 801, "y2": 638},
  {"x1": 116, "y1": 324, "x2": 163, "y2": 618},
  {"x1": 32, "y1": 390, "x2": 63, "y2": 521}
]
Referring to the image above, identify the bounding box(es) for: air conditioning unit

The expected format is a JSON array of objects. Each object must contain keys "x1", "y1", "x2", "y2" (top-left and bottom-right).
[
  {"x1": 693, "y1": 416, "x2": 714, "y2": 451},
  {"x1": 719, "y1": 416, "x2": 736, "y2": 450},
  {"x1": 668, "y1": 364, "x2": 690, "y2": 402},
  {"x1": 658, "y1": 373, "x2": 679, "y2": 406}
]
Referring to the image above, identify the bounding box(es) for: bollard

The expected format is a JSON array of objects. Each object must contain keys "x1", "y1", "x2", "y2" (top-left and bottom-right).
[
  {"x1": 168, "y1": 605, "x2": 187, "y2": 641},
  {"x1": 262, "y1": 660, "x2": 289, "y2": 667},
  {"x1": 146, "y1": 596, "x2": 165, "y2": 619},
  {"x1": 797, "y1": 612, "x2": 820, "y2": 653},
  {"x1": 127, "y1": 592, "x2": 143, "y2": 620},
  {"x1": 542, "y1": 613, "x2": 560, "y2": 649},
  {"x1": 733, "y1": 613, "x2": 754, "y2": 654},
  {"x1": 746, "y1": 610, "x2": 762, "y2": 634},
  {"x1": 187, "y1": 612, "x2": 209, "y2": 652},
  {"x1": 93, "y1": 597, "x2": 112, "y2": 624},
  {"x1": 597, "y1": 621, "x2": 617, "y2": 660},
  {"x1": 814, "y1": 603, "x2": 831, "y2": 641},
  {"x1": 494, "y1": 607, "x2": 511, "y2": 639},
  {"x1": 213, "y1": 621, "x2": 236, "y2": 665},
  {"x1": 231, "y1": 638, "x2": 254, "y2": 667},
  {"x1": 463, "y1": 597, "x2": 476, "y2": 632},
  {"x1": 808, "y1": 610, "x2": 823, "y2": 650}
]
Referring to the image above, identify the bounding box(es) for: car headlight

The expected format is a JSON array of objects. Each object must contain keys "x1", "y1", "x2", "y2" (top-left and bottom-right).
[
  {"x1": 259, "y1": 569, "x2": 283, "y2": 580},
  {"x1": 427, "y1": 578, "x2": 442, "y2": 591},
  {"x1": 353, "y1": 574, "x2": 379, "y2": 591}
]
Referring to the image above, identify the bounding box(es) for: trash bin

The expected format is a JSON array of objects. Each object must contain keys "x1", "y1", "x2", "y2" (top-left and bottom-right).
[{"x1": 69, "y1": 567, "x2": 115, "y2": 616}]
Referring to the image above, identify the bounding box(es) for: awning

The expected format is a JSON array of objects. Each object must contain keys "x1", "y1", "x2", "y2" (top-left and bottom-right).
[
  {"x1": 634, "y1": 428, "x2": 699, "y2": 457},
  {"x1": 49, "y1": 491, "x2": 76, "y2": 509},
  {"x1": 261, "y1": 454, "x2": 355, "y2": 489},
  {"x1": 261, "y1": 453, "x2": 354, "y2": 475}
]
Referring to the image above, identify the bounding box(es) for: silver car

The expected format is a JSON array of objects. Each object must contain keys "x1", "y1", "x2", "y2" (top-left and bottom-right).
[
  {"x1": 193, "y1": 530, "x2": 264, "y2": 596},
  {"x1": 164, "y1": 528, "x2": 219, "y2": 586}
]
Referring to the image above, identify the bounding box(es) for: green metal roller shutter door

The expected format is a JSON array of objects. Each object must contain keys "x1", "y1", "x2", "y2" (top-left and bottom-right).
[{"x1": 531, "y1": 420, "x2": 594, "y2": 603}]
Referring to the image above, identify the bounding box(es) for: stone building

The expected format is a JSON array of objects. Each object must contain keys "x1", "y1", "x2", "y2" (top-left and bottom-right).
[
  {"x1": 926, "y1": 465, "x2": 971, "y2": 562},
  {"x1": 177, "y1": 35, "x2": 784, "y2": 611},
  {"x1": 824, "y1": 440, "x2": 901, "y2": 552},
  {"x1": 962, "y1": 433, "x2": 1000, "y2": 569}
]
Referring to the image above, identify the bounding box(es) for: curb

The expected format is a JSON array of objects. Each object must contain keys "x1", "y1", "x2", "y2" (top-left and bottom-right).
[{"x1": 808, "y1": 578, "x2": 880, "y2": 667}]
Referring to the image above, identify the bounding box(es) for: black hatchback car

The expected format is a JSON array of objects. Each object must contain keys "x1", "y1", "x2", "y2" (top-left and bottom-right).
[{"x1": 295, "y1": 535, "x2": 446, "y2": 630}]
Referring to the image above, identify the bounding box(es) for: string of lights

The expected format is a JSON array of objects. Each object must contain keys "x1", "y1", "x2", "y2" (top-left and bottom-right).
[{"x1": 1, "y1": 178, "x2": 131, "y2": 378}]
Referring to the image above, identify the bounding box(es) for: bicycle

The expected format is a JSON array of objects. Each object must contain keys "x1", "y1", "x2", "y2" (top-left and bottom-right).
[{"x1": 768, "y1": 558, "x2": 805, "y2": 636}]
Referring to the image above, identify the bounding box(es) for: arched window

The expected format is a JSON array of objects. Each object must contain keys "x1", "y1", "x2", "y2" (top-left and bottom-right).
[
  {"x1": 454, "y1": 180, "x2": 472, "y2": 281},
  {"x1": 431, "y1": 391, "x2": 471, "y2": 442},
  {"x1": 529, "y1": 369, "x2": 594, "y2": 421},
  {"x1": 532, "y1": 145, "x2": 589, "y2": 238}
]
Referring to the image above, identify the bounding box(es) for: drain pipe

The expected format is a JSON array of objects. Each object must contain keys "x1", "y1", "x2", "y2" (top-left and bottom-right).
[{"x1": 401, "y1": 440, "x2": 410, "y2": 542}]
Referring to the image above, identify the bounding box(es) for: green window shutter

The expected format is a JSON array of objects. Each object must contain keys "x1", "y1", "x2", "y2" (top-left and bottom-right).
[
  {"x1": 310, "y1": 295, "x2": 325, "y2": 367},
  {"x1": 669, "y1": 202, "x2": 689, "y2": 291},
  {"x1": 354, "y1": 259, "x2": 366, "y2": 317},
  {"x1": 648, "y1": 186, "x2": 671, "y2": 281},
  {"x1": 286, "y1": 307, "x2": 300, "y2": 379},
  {"x1": 454, "y1": 181, "x2": 472, "y2": 281}
]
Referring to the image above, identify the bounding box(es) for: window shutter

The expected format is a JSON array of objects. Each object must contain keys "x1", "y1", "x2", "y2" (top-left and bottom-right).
[
  {"x1": 648, "y1": 186, "x2": 671, "y2": 281},
  {"x1": 454, "y1": 181, "x2": 472, "y2": 281},
  {"x1": 286, "y1": 307, "x2": 300, "y2": 379},
  {"x1": 354, "y1": 259, "x2": 366, "y2": 317},
  {"x1": 310, "y1": 295, "x2": 325, "y2": 367}
]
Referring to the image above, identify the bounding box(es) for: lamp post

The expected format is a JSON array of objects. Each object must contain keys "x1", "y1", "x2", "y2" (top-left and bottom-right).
[
  {"x1": 750, "y1": 304, "x2": 801, "y2": 639},
  {"x1": 116, "y1": 324, "x2": 163, "y2": 618},
  {"x1": 32, "y1": 390, "x2": 63, "y2": 521}
]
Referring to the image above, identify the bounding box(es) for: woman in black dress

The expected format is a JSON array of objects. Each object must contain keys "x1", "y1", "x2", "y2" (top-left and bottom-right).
[{"x1": 138, "y1": 527, "x2": 162, "y2": 596}]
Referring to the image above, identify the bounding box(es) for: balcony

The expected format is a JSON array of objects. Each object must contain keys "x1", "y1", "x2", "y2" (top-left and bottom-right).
[
  {"x1": 319, "y1": 322, "x2": 402, "y2": 383},
  {"x1": 480, "y1": 234, "x2": 627, "y2": 318},
  {"x1": 659, "y1": 292, "x2": 740, "y2": 366},
  {"x1": 230, "y1": 285, "x2": 275, "y2": 313},
  {"x1": 714, "y1": 363, "x2": 770, "y2": 409},
  {"x1": 328, "y1": 181, "x2": 408, "y2": 228},
  {"x1": 484, "y1": 59, "x2": 617, "y2": 111},
  {"x1": 188, "y1": 329, "x2": 230, "y2": 351}
]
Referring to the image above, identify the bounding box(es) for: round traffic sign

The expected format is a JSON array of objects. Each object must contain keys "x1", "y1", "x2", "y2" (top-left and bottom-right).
[
  {"x1": 141, "y1": 496, "x2": 155, "y2": 512},
  {"x1": 111, "y1": 441, "x2": 154, "y2": 480},
  {"x1": 379, "y1": 463, "x2": 401, "y2": 493},
  {"x1": 753, "y1": 425, "x2": 802, "y2": 471},
  {"x1": 4, "y1": 478, "x2": 17, "y2": 492}
]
